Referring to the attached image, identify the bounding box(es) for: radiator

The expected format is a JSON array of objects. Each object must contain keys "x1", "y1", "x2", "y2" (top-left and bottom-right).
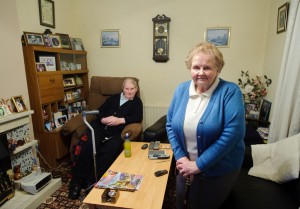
[{"x1": 143, "y1": 106, "x2": 168, "y2": 130}]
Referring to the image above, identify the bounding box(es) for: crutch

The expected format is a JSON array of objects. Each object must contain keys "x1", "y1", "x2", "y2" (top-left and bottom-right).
[{"x1": 82, "y1": 110, "x2": 99, "y2": 185}]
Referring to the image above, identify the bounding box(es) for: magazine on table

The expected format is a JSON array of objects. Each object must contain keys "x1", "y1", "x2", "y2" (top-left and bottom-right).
[{"x1": 95, "y1": 170, "x2": 143, "y2": 191}]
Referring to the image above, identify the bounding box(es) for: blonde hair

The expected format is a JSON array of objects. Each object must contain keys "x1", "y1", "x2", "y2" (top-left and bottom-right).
[{"x1": 185, "y1": 42, "x2": 225, "y2": 72}]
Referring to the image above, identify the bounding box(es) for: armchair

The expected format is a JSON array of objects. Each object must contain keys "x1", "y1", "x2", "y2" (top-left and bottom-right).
[{"x1": 62, "y1": 76, "x2": 143, "y2": 154}]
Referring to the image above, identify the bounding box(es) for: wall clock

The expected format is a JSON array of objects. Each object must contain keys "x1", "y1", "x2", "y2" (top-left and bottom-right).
[{"x1": 152, "y1": 14, "x2": 171, "y2": 62}]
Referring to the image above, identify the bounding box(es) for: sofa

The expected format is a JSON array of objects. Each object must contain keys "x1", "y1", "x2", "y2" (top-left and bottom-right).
[
  {"x1": 62, "y1": 76, "x2": 143, "y2": 154},
  {"x1": 143, "y1": 115, "x2": 300, "y2": 209}
]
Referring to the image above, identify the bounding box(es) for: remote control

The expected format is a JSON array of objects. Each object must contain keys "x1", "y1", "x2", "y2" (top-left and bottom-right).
[
  {"x1": 153, "y1": 141, "x2": 160, "y2": 150},
  {"x1": 149, "y1": 141, "x2": 155, "y2": 149},
  {"x1": 154, "y1": 170, "x2": 168, "y2": 177},
  {"x1": 141, "y1": 144, "x2": 148, "y2": 149}
]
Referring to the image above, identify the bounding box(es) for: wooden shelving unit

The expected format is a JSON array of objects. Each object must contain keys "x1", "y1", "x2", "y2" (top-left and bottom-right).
[{"x1": 22, "y1": 45, "x2": 89, "y2": 167}]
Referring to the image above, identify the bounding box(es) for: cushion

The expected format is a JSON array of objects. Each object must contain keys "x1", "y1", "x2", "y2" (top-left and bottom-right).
[{"x1": 248, "y1": 133, "x2": 300, "y2": 183}]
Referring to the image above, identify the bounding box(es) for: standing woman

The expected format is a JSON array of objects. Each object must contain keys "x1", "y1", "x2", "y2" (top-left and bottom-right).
[{"x1": 166, "y1": 42, "x2": 245, "y2": 209}]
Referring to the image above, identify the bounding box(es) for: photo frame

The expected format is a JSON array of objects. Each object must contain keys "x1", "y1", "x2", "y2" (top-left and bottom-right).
[
  {"x1": 55, "y1": 115, "x2": 67, "y2": 128},
  {"x1": 24, "y1": 32, "x2": 45, "y2": 46},
  {"x1": 100, "y1": 29, "x2": 121, "y2": 48},
  {"x1": 277, "y1": 2, "x2": 289, "y2": 34},
  {"x1": 12, "y1": 95, "x2": 28, "y2": 113},
  {"x1": 35, "y1": 62, "x2": 47, "y2": 72},
  {"x1": 63, "y1": 77, "x2": 76, "y2": 87},
  {"x1": 38, "y1": 0, "x2": 55, "y2": 28},
  {"x1": 39, "y1": 56, "x2": 56, "y2": 71},
  {"x1": 49, "y1": 34, "x2": 61, "y2": 48},
  {"x1": 56, "y1": 33, "x2": 72, "y2": 49},
  {"x1": 205, "y1": 27, "x2": 231, "y2": 47},
  {"x1": 259, "y1": 99, "x2": 272, "y2": 121},
  {"x1": 43, "y1": 35, "x2": 52, "y2": 47},
  {"x1": 65, "y1": 92, "x2": 74, "y2": 102},
  {"x1": 244, "y1": 100, "x2": 261, "y2": 119},
  {"x1": 44, "y1": 121, "x2": 52, "y2": 131},
  {"x1": 70, "y1": 38, "x2": 85, "y2": 50}
]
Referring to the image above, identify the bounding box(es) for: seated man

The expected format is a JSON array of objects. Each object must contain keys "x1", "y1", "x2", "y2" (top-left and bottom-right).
[{"x1": 69, "y1": 78, "x2": 143, "y2": 199}]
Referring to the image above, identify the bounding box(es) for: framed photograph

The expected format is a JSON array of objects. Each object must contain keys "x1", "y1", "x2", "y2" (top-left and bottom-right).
[
  {"x1": 55, "y1": 115, "x2": 67, "y2": 128},
  {"x1": 12, "y1": 95, "x2": 28, "y2": 113},
  {"x1": 49, "y1": 34, "x2": 61, "y2": 48},
  {"x1": 43, "y1": 35, "x2": 52, "y2": 47},
  {"x1": 75, "y1": 76, "x2": 83, "y2": 85},
  {"x1": 24, "y1": 32, "x2": 44, "y2": 46},
  {"x1": 244, "y1": 100, "x2": 261, "y2": 119},
  {"x1": 277, "y1": 2, "x2": 289, "y2": 34},
  {"x1": 259, "y1": 99, "x2": 272, "y2": 121},
  {"x1": 205, "y1": 27, "x2": 231, "y2": 47},
  {"x1": 72, "y1": 91, "x2": 80, "y2": 100},
  {"x1": 70, "y1": 38, "x2": 85, "y2": 50},
  {"x1": 57, "y1": 33, "x2": 72, "y2": 49},
  {"x1": 44, "y1": 121, "x2": 52, "y2": 131},
  {"x1": 39, "y1": 56, "x2": 56, "y2": 71},
  {"x1": 65, "y1": 92, "x2": 74, "y2": 102},
  {"x1": 38, "y1": 0, "x2": 55, "y2": 28},
  {"x1": 35, "y1": 62, "x2": 47, "y2": 72},
  {"x1": 100, "y1": 29, "x2": 121, "y2": 48},
  {"x1": 63, "y1": 77, "x2": 76, "y2": 87}
]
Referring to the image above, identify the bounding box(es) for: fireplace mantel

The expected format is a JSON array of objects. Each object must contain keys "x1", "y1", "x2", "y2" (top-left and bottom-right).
[{"x1": 0, "y1": 110, "x2": 34, "y2": 133}]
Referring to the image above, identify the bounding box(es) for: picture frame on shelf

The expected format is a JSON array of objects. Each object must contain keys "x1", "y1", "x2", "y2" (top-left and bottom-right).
[
  {"x1": 63, "y1": 77, "x2": 76, "y2": 87},
  {"x1": 65, "y1": 92, "x2": 74, "y2": 102},
  {"x1": 55, "y1": 115, "x2": 67, "y2": 128},
  {"x1": 100, "y1": 29, "x2": 121, "y2": 48},
  {"x1": 75, "y1": 76, "x2": 83, "y2": 85},
  {"x1": 43, "y1": 35, "x2": 52, "y2": 47},
  {"x1": 204, "y1": 27, "x2": 230, "y2": 47},
  {"x1": 24, "y1": 32, "x2": 45, "y2": 46},
  {"x1": 277, "y1": 2, "x2": 289, "y2": 34},
  {"x1": 35, "y1": 63, "x2": 47, "y2": 72},
  {"x1": 39, "y1": 56, "x2": 56, "y2": 71},
  {"x1": 49, "y1": 34, "x2": 61, "y2": 48},
  {"x1": 38, "y1": 0, "x2": 55, "y2": 28},
  {"x1": 12, "y1": 95, "x2": 27, "y2": 113},
  {"x1": 259, "y1": 99, "x2": 272, "y2": 121},
  {"x1": 72, "y1": 91, "x2": 80, "y2": 100},
  {"x1": 70, "y1": 38, "x2": 85, "y2": 50},
  {"x1": 56, "y1": 33, "x2": 72, "y2": 49},
  {"x1": 44, "y1": 121, "x2": 52, "y2": 131},
  {"x1": 244, "y1": 100, "x2": 261, "y2": 119}
]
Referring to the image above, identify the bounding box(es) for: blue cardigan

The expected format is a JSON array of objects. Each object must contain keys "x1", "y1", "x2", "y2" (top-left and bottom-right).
[{"x1": 166, "y1": 79, "x2": 245, "y2": 177}]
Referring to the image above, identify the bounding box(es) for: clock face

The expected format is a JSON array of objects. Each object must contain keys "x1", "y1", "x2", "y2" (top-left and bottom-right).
[{"x1": 155, "y1": 23, "x2": 168, "y2": 36}]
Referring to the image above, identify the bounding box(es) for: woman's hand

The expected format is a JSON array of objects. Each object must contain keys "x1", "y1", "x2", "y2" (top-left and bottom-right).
[
  {"x1": 176, "y1": 156, "x2": 201, "y2": 178},
  {"x1": 101, "y1": 116, "x2": 125, "y2": 126}
]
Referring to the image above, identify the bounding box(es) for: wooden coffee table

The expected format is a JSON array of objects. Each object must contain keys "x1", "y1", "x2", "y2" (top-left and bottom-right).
[{"x1": 83, "y1": 142, "x2": 173, "y2": 209}]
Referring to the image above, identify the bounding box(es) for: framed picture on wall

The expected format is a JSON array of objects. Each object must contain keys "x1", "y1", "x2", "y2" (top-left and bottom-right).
[
  {"x1": 38, "y1": 0, "x2": 55, "y2": 28},
  {"x1": 100, "y1": 29, "x2": 121, "y2": 48},
  {"x1": 277, "y1": 2, "x2": 289, "y2": 34},
  {"x1": 205, "y1": 27, "x2": 231, "y2": 47}
]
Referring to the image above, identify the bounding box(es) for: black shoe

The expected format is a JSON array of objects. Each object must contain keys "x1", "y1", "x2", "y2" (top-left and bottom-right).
[{"x1": 69, "y1": 183, "x2": 82, "y2": 200}]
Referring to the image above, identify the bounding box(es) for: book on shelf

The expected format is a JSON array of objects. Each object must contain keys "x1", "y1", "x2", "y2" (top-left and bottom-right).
[{"x1": 95, "y1": 170, "x2": 143, "y2": 191}]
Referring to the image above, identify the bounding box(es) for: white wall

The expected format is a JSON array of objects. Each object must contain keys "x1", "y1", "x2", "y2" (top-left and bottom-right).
[{"x1": 14, "y1": 0, "x2": 275, "y2": 108}]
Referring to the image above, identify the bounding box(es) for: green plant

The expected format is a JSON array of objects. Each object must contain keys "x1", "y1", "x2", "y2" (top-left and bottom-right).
[{"x1": 238, "y1": 70, "x2": 272, "y2": 100}]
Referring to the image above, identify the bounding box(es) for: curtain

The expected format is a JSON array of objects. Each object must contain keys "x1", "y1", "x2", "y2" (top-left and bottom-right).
[{"x1": 268, "y1": 0, "x2": 300, "y2": 143}]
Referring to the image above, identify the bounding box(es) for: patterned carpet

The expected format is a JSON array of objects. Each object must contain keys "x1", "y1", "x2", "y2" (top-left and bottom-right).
[{"x1": 36, "y1": 158, "x2": 176, "y2": 209}]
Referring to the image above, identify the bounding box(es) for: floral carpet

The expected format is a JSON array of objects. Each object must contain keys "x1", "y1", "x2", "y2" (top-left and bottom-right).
[{"x1": 36, "y1": 159, "x2": 176, "y2": 209}]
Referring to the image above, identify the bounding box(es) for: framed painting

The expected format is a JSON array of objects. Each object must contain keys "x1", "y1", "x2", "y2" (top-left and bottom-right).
[
  {"x1": 100, "y1": 29, "x2": 121, "y2": 48},
  {"x1": 38, "y1": 0, "x2": 55, "y2": 28},
  {"x1": 277, "y1": 2, "x2": 289, "y2": 34},
  {"x1": 205, "y1": 27, "x2": 231, "y2": 47},
  {"x1": 24, "y1": 32, "x2": 44, "y2": 46}
]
